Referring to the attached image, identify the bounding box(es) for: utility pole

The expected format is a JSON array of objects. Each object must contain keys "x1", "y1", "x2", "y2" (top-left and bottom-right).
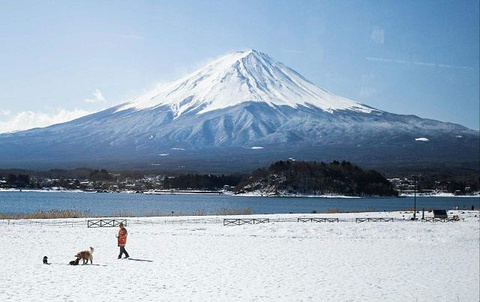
[{"x1": 413, "y1": 176, "x2": 417, "y2": 220}]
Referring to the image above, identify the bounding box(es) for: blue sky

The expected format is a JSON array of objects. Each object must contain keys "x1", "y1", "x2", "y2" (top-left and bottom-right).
[{"x1": 0, "y1": 0, "x2": 478, "y2": 132}]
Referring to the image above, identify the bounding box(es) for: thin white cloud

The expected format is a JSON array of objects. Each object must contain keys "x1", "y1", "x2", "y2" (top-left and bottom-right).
[
  {"x1": 0, "y1": 109, "x2": 11, "y2": 116},
  {"x1": 0, "y1": 108, "x2": 92, "y2": 134},
  {"x1": 413, "y1": 61, "x2": 436, "y2": 67},
  {"x1": 85, "y1": 89, "x2": 106, "y2": 103},
  {"x1": 366, "y1": 57, "x2": 392, "y2": 63},
  {"x1": 359, "y1": 87, "x2": 378, "y2": 98},
  {"x1": 366, "y1": 57, "x2": 473, "y2": 70},
  {"x1": 361, "y1": 73, "x2": 376, "y2": 82},
  {"x1": 371, "y1": 27, "x2": 385, "y2": 44},
  {"x1": 359, "y1": 73, "x2": 378, "y2": 98}
]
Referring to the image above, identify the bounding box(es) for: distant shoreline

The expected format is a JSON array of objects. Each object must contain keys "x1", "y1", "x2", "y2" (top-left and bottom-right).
[
  {"x1": 0, "y1": 188, "x2": 479, "y2": 198},
  {"x1": 398, "y1": 193, "x2": 480, "y2": 198}
]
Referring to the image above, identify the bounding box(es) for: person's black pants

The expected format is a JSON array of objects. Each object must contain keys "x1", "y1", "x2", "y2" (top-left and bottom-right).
[{"x1": 119, "y1": 246, "x2": 129, "y2": 258}]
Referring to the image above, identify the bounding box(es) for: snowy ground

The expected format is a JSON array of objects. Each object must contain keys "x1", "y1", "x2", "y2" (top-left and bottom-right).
[{"x1": 0, "y1": 211, "x2": 478, "y2": 302}]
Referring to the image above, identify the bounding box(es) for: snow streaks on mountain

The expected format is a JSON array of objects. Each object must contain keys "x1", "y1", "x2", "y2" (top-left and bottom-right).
[{"x1": 117, "y1": 50, "x2": 374, "y2": 117}]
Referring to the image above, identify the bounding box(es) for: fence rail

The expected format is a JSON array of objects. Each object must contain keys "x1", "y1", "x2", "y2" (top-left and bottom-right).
[
  {"x1": 223, "y1": 218, "x2": 270, "y2": 226},
  {"x1": 356, "y1": 217, "x2": 394, "y2": 223},
  {"x1": 297, "y1": 217, "x2": 339, "y2": 223},
  {"x1": 423, "y1": 216, "x2": 459, "y2": 223},
  {"x1": 2, "y1": 214, "x2": 469, "y2": 228},
  {"x1": 87, "y1": 219, "x2": 127, "y2": 228}
]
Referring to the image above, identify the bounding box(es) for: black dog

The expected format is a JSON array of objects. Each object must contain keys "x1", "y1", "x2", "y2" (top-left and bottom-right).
[
  {"x1": 43, "y1": 256, "x2": 49, "y2": 265},
  {"x1": 69, "y1": 258, "x2": 80, "y2": 266}
]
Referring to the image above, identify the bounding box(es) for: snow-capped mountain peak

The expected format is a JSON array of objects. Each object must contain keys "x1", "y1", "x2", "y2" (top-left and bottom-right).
[
  {"x1": 117, "y1": 49, "x2": 374, "y2": 117},
  {"x1": 1, "y1": 50, "x2": 477, "y2": 171}
]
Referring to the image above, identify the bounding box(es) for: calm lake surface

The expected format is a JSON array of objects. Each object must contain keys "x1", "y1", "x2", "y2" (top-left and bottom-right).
[{"x1": 0, "y1": 191, "x2": 479, "y2": 216}]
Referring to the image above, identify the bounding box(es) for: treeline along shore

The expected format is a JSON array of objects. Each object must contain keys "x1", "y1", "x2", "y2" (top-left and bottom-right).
[
  {"x1": 0, "y1": 160, "x2": 478, "y2": 197},
  {"x1": 235, "y1": 160, "x2": 397, "y2": 196}
]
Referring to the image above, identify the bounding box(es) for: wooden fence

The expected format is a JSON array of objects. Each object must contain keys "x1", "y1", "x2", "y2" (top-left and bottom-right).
[
  {"x1": 355, "y1": 217, "x2": 394, "y2": 223},
  {"x1": 423, "y1": 216, "x2": 459, "y2": 222},
  {"x1": 87, "y1": 219, "x2": 127, "y2": 228},
  {"x1": 297, "y1": 217, "x2": 339, "y2": 223},
  {"x1": 223, "y1": 218, "x2": 270, "y2": 226}
]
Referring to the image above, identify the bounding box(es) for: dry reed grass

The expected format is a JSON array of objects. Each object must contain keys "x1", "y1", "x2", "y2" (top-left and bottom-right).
[
  {"x1": 0, "y1": 209, "x2": 85, "y2": 219},
  {"x1": 1, "y1": 207, "x2": 253, "y2": 220},
  {"x1": 322, "y1": 207, "x2": 378, "y2": 214},
  {"x1": 322, "y1": 208, "x2": 346, "y2": 214}
]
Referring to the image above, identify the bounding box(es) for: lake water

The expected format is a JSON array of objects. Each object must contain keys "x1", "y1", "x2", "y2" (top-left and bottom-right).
[{"x1": 0, "y1": 191, "x2": 478, "y2": 216}]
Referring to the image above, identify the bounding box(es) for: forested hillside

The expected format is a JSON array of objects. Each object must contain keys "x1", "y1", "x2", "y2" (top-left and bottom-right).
[{"x1": 235, "y1": 160, "x2": 398, "y2": 196}]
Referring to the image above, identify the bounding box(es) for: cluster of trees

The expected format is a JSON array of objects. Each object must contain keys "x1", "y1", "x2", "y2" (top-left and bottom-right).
[
  {"x1": 163, "y1": 174, "x2": 242, "y2": 190},
  {"x1": 5, "y1": 174, "x2": 31, "y2": 188},
  {"x1": 236, "y1": 160, "x2": 398, "y2": 196},
  {"x1": 89, "y1": 169, "x2": 115, "y2": 181}
]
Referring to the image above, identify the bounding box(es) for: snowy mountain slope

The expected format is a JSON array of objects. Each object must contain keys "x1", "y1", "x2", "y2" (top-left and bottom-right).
[
  {"x1": 117, "y1": 50, "x2": 374, "y2": 117},
  {"x1": 0, "y1": 50, "x2": 478, "y2": 171}
]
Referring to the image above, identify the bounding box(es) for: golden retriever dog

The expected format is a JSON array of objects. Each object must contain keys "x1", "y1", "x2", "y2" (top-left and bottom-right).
[{"x1": 75, "y1": 247, "x2": 94, "y2": 264}]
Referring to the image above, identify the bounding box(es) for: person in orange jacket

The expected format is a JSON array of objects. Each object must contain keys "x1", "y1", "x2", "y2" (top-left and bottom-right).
[{"x1": 117, "y1": 222, "x2": 130, "y2": 259}]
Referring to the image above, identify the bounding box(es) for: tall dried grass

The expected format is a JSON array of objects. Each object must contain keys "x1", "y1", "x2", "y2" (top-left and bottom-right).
[
  {"x1": 322, "y1": 208, "x2": 346, "y2": 214},
  {"x1": 1, "y1": 207, "x2": 253, "y2": 220},
  {"x1": 0, "y1": 209, "x2": 85, "y2": 219},
  {"x1": 322, "y1": 207, "x2": 378, "y2": 214}
]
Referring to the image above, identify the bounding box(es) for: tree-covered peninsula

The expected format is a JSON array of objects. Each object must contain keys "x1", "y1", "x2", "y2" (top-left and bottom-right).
[{"x1": 235, "y1": 160, "x2": 398, "y2": 197}]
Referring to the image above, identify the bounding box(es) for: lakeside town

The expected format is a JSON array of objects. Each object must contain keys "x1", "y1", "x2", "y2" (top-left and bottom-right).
[{"x1": 1, "y1": 168, "x2": 478, "y2": 197}]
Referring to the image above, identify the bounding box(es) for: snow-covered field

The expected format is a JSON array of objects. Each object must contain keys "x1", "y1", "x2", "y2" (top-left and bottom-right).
[{"x1": 0, "y1": 211, "x2": 478, "y2": 301}]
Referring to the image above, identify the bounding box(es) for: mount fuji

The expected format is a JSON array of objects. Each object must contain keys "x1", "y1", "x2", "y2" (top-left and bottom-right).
[{"x1": 0, "y1": 50, "x2": 478, "y2": 172}]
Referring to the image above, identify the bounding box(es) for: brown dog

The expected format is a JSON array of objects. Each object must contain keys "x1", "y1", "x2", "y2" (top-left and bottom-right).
[{"x1": 75, "y1": 247, "x2": 94, "y2": 264}]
